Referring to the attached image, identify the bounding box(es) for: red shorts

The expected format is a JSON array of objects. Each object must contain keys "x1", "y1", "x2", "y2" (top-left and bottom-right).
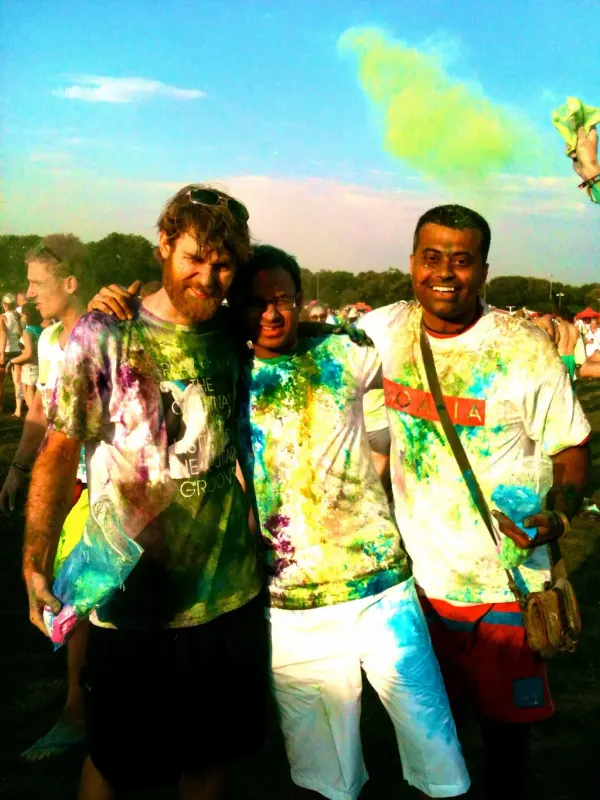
[{"x1": 421, "y1": 595, "x2": 553, "y2": 724}]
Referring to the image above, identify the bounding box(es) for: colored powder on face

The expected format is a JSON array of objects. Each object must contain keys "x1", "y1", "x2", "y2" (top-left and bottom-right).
[{"x1": 338, "y1": 27, "x2": 543, "y2": 184}]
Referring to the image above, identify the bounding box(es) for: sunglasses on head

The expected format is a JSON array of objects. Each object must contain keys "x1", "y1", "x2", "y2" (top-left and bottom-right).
[
  {"x1": 32, "y1": 243, "x2": 62, "y2": 262},
  {"x1": 187, "y1": 189, "x2": 250, "y2": 223}
]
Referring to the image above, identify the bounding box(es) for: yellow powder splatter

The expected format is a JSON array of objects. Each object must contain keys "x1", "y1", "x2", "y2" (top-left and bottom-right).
[{"x1": 338, "y1": 27, "x2": 543, "y2": 185}]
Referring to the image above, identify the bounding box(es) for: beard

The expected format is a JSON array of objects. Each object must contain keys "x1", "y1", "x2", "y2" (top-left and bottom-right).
[{"x1": 162, "y1": 255, "x2": 224, "y2": 324}]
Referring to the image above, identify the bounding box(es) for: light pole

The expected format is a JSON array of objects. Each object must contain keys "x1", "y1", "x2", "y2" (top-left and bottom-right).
[
  {"x1": 556, "y1": 292, "x2": 565, "y2": 309},
  {"x1": 548, "y1": 274, "x2": 553, "y2": 301}
]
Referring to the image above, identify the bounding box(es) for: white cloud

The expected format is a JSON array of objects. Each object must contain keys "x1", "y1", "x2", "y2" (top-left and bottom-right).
[
  {"x1": 2, "y1": 171, "x2": 597, "y2": 283},
  {"x1": 52, "y1": 76, "x2": 205, "y2": 103}
]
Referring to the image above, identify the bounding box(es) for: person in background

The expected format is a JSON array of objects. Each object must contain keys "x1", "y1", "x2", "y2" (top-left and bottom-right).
[
  {"x1": 531, "y1": 313, "x2": 557, "y2": 345},
  {"x1": 346, "y1": 306, "x2": 361, "y2": 326},
  {"x1": 5, "y1": 302, "x2": 44, "y2": 413},
  {"x1": 0, "y1": 237, "x2": 90, "y2": 762},
  {"x1": 0, "y1": 293, "x2": 23, "y2": 414},
  {"x1": 579, "y1": 351, "x2": 600, "y2": 379},
  {"x1": 553, "y1": 308, "x2": 583, "y2": 385},
  {"x1": 584, "y1": 317, "x2": 600, "y2": 359},
  {"x1": 308, "y1": 302, "x2": 328, "y2": 323},
  {"x1": 16, "y1": 290, "x2": 28, "y2": 316}
]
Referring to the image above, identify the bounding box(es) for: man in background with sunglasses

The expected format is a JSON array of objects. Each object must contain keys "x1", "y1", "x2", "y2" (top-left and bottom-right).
[{"x1": 23, "y1": 185, "x2": 268, "y2": 800}]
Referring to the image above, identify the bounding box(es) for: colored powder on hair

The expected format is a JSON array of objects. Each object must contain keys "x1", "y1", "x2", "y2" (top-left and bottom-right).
[{"x1": 338, "y1": 27, "x2": 543, "y2": 184}]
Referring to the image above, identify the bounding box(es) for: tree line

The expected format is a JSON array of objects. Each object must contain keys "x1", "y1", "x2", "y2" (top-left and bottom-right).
[{"x1": 1, "y1": 233, "x2": 598, "y2": 314}]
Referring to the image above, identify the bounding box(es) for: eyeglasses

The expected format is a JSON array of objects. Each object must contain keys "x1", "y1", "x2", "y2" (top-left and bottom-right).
[
  {"x1": 309, "y1": 312, "x2": 327, "y2": 322},
  {"x1": 187, "y1": 188, "x2": 250, "y2": 223},
  {"x1": 246, "y1": 295, "x2": 298, "y2": 314}
]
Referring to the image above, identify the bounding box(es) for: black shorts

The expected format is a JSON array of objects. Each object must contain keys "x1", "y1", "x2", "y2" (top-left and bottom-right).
[{"x1": 81, "y1": 595, "x2": 269, "y2": 792}]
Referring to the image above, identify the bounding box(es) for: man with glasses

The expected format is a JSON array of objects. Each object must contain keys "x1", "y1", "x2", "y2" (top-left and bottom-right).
[
  {"x1": 307, "y1": 302, "x2": 328, "y2": 323},
  {"x1": 231, "y1": 244, "x2": 469, "y2": 800},
  {"x1": 23, "y1": 185, "x2": 267, "y2": 800}
]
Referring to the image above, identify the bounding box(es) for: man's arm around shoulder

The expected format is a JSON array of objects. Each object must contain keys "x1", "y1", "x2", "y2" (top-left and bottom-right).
[{"x1": 23, "y1": 430, "x2": 82, "y2": 635}]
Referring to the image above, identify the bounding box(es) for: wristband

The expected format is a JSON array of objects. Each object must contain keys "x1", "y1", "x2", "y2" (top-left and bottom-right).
[
  {"x1": 578, "y1": 173, "x2": 600, "y2": 189},
  {"x1": 11, "y1": 462, "x2": 31, "y2": 475},
  {"x1": 549, "y1": 510, "x2": 570, "y2": 539}
]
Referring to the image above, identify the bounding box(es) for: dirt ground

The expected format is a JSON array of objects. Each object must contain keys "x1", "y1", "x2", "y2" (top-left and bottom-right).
[{"x1": 1, "y1": 380, "x2": 599, "y2": 799}]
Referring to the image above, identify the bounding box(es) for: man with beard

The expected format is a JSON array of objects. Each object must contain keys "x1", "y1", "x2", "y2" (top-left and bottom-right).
[
  {"x1": 359, "y1": 205, "x2": 590, "y2": 800},
  {"x1": 23, "y1": 185, "x2": 267, "y2": 800}
]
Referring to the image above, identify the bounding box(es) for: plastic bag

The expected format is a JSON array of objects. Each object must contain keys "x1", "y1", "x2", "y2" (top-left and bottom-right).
[
  {"x1": 43, "y1": 497, "x2": 143, "y2": 649},
  {"x1": 490, "y1": 455, "x2": 553, "y2": 569}
]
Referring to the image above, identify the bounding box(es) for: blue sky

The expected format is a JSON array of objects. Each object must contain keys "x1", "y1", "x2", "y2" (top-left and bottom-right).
[{"x1": 2, "y1": 0, "x2": 599, "y2": 282}]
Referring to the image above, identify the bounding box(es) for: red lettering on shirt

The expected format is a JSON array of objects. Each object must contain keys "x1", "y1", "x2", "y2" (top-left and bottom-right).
[{"x1": 383, "y1": 378, "x2": 486, "y2": 427}]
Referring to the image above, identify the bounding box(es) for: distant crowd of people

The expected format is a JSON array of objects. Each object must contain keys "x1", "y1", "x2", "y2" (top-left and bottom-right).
[{"x1": 0, "y1": 292, "x2": 48, "y2": 417}]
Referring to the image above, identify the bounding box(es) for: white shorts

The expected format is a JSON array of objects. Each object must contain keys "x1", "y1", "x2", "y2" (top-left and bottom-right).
[
  {"x1": 21, "y1": 364, "x2": 39, "y2": 386},
  {"x1": 267, "y1": 578, "x2": 470, "y2": 800}
]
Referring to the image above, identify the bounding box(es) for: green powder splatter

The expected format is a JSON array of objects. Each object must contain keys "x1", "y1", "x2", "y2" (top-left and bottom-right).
[{"x1": 338, "y1": 27, "x2": 543, "y2": 184}]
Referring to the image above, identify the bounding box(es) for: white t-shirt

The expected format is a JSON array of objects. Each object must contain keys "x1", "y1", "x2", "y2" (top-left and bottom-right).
[
  {"x1": 2, "y1": 311, "x2": 21, "y2": 352},
  {"x1": 37, "y1": 322, "x2": 87, "y2": 482},
  {"x1": 241, "y1": 333, "x2": 410, "y2": 610},
  {"x1": 360, "y1": 301, "x2": 591, "y2": 604},
  {"x1": 584, "y1": 328, "x2": 600, "y2": 358}
]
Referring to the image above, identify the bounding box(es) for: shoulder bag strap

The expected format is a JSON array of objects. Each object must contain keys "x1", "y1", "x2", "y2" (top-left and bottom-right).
[{"x1": 419, "y1": 316, "x2": 524, "y2": 603}]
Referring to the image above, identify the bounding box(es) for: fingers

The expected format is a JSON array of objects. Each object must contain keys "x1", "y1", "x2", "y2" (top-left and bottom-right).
[
  {"x1": 88, "y1": 296, "x2": 131, "y2": 320},
  {"x1": 491, "y1": 510, "x2": 532, "y2": 549},
  {"x1": 522, "y1": 513, "x2": 549, "y2": 530},
  {"x1": 0, "y1": 481, "x2": 18, "y2": 514},
  {"x1": 88, "y1": 284, "x2": 138, "y2": 319},
  {"x1": 523, "y1": 513, "x2": 558, "y2": 540},
  {"x1": 29, "y1": 603, "x2": 50, "y2": 635},
  {"x1": 26, "y1": 572, "x2": 61, "y2": 636}
]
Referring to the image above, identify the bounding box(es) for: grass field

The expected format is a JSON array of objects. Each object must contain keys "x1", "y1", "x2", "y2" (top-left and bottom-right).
[{"x1": 1, "y1": 380, "x2": 599, "y2": 800}]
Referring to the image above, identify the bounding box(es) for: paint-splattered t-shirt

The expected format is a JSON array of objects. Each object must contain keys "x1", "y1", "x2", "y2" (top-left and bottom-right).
[
  {"x1": 48, "y1": 307, "x2": 261, "y2": 629},
  {"x1": 240, "y1": 334, "x2": 410, "y2": 610},
  {"x1": 37, "y1": 321, "x2": 87, "y2": 482},
  {"x1": 360, "y1": 301, "x2": 591, "y2": 604}
]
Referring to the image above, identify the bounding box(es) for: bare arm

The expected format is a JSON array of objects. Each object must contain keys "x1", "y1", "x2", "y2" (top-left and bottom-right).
[
  {"x1": 23, "y1": 430, "x2": 82, "y2": 634},
  {"x1": 494, "y1": 444, "x2": 589, "y2": 549},
  {"x1": 0, "y1": 391, "x2": 48, "y2": 513},
  {"x1": 8, "y1": 330, "x2": 34, "y2": 366},
  {"x1": 572, "y1": 126, "x2": 600, "y2": 182},
  {"x1": 547, "y1": 444, "x2": 590, "y2": 521},
  {"x1": 0, "y1": 318, "x2": 6, "y2": 364}
]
